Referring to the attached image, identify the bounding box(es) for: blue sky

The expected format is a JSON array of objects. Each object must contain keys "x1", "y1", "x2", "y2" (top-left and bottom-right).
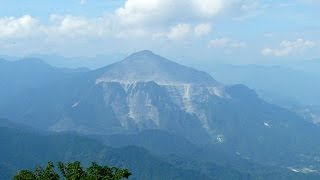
[{"x1": 0, "y1": 0, "x2": 319, "y2": 64}]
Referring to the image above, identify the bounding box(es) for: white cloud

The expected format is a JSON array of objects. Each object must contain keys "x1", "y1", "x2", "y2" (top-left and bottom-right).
[
  {"x1": 114, "y1": 0, "x2": 263, "y2": 40},
  {"x1": 155, "y1": 23, "x2": 212, "y2": 40},
  {"x1": 48, "y1": 15, "x2": 110, "y2": 38},
  {"x1": 0, "y1": 14, "x2": 111, "y2": 40},
  {"x1": 115, "y1": 0, "x2": 262, "y2": 27},
  {"x1": 209, "y1": 37, "x2": 247, "y2": 48},
  {"x1": 0, "y1": 0, "x2": 264, "y2": 55},
  {"x1": 0, "y1": 15, "x2": 40, "y2": 39},
  {"x1": 261, "y1": 39, "x2": 317, "y2": 56},
  {"x1": 191, "y1": 0, "x2": 226, "y2": 18},
  {"x1": 0, "y1": 1, "x2": 263, "y2": 41},
  {"x1": 167, "y1": 24, "x2": 192, "y2": 40},
  {"x1": 115, "y1": 0, "x2": 175, "y2": 26},
  {"x1": 194, "y1": 23, "x2": 212, "y2": 37}
]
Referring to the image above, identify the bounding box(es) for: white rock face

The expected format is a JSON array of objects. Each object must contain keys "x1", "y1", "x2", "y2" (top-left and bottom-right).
[
  {"x1": 95, "y1": 80, "x2": 229, "y2": 138},
  {"x1": 124, "y1": 83, "x2": 160, "y2": 127},
  {"x1": 99, "y1": 81, "x2": 162, "y2": 129},
  {"x1": 162, "y1": 84, "x2": 227, "y2": 135}
]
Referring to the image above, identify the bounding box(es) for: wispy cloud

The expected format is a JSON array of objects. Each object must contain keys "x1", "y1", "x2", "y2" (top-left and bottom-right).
[
  {"x1": 209, "y1": 38, "x2": 247, "y2": 49},
  {"x1": 194, "y1": 23, "x2": 212, "y2": 37},
  {"x1": 261, "y1": 39, "x2": 317, "y2": 57}
]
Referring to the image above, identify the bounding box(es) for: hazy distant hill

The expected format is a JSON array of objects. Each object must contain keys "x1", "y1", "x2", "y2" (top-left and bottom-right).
[
  {"x1": 2, "y1": 123, "x2": 319, "y2": 180},
  {"x1": 0, "y1": 125, "x2": 251, "y2": 180},
  {"x1": 204, "y1": 64, "x2": 320, "y2": 107},
  {"x1": 1, "y1": 51, "x2": 320, "y2": 175}
]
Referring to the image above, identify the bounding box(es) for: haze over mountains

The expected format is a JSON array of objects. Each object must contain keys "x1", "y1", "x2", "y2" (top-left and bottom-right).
[
  {"x1": 204, "y1": 64, "x2": 320, "y2": 107},
  {"x1": 196, "y1": 64, "x2": 320, "y2": 127},
  {"x1": 3, "y1": 123, "x2": 319, "y2": 180},
  {"x1": 1, "y1": 50, "x2": 320, "y2": 179}
]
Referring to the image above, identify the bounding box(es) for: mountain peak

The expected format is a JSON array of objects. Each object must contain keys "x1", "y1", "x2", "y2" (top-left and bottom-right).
[
  {"x1": 96, "y1": 51, "x2": 218, "y2": 85},
  {"x1": 122, "y1": 50, "x2": 167, "y2": 64},
  {"x1": 130, "y1": 50, "x2": 155, "y2": 56}
]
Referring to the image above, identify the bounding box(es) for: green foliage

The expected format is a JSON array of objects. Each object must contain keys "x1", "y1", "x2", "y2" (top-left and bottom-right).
[
  {"x1": 13, "y1": 170, "x2": 36, "y2": 180},
  {"x1": 58, "y1": 161, "x2": 86, "y2": 180},
  {"x1": 34, "y1": 162, "x2": 60, "y2": 180},
  {"x1": 14, "y1": 162, "x2": 59, "y2": 180},
  {"x1": 13, "y1": 161, "x2": 131, "y2": 180},
  {"x1": 86, "y1": 162, "x2": 131, "y2": 180}
]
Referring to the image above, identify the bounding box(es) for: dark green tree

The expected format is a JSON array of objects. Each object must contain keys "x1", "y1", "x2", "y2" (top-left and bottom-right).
[
  {"x1": 58, "y1": 161, "x2": 87, "y2": 180},
  {"x1": 14, "y1": 162, "x2": 59, "y2": 180},
  {"x1": 13, "y1": 170, "x2": 36, "y2": 180},
  {"x1": 35, "y1": 162, "x2": 60, "y2": 180},
  {"x1": 86, "y1": 162, "x2": 131, "y2": 180},
  {"x1": 13, "y1": 161, "x2": 131, "y2": 180}
]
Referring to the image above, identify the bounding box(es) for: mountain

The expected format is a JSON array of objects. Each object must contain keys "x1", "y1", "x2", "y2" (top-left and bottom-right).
[
  {"x1": 27, "y1": 53, "x2": 127, "y2": 69},
  {"x1": 0, "y1": 58, "x2": 62, "y2": 88},
  {"x1": 284, "y1": 59, "x2": 320, "y2": 77},
  {"x1": 2, "y1": 51, "x2": 320, "y2": 173},
  {"x1": 103, "y1": 129, "x2": 200, "y2": 157},
  {"x1": 0, "y1": 58, "x2": 87, "y2": 128},
  {"x1": 0, "y1": 53, "x2": 127, "y2": 69},
  {"x1": 0, "y1": 126, "x2": 254, "y2": 180},
  {"x1": 51, "y1": 50, "x2": 225, "y2": 144},
  {"x1": 202, "y1": 64, "x2": 320, "y2": 107},
  {"x1": 197, "y1": 63, "x2": 320, "y2": 128},
  {"x1": 2, "y1": 125, "x2": 319, "y2": 180},
  {"x1": 0, "y1": 118, "x2": 36, "y2": 132}
]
